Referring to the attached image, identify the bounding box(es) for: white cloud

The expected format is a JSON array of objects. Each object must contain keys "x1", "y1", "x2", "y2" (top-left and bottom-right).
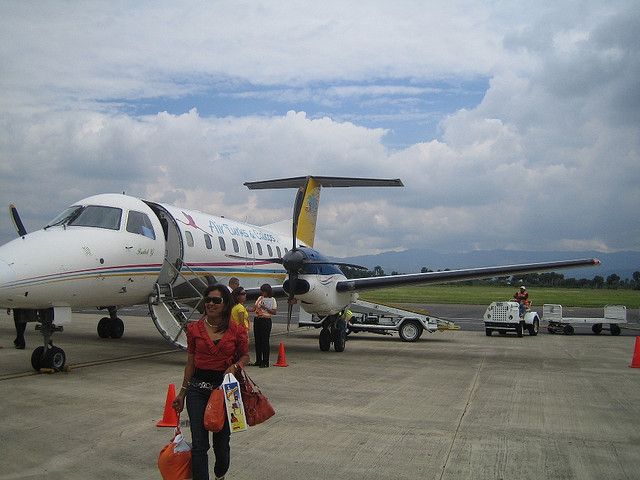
[{"x1": 0, "y1": 1, "x2": 638, "y2": 259}]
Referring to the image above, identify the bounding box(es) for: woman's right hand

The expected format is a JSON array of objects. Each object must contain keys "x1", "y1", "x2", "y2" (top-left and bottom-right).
[{"x1": 172, "y1": 393, "x2": 185, "y2": 413}]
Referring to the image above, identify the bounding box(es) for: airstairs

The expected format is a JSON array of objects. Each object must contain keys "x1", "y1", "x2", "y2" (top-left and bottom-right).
[{"x1": 148, "y1": 259, "x2": 209, "y2": 349}]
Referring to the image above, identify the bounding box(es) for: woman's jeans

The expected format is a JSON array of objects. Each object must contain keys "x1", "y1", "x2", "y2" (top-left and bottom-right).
[{"x1": 186, "y1": 385, "x2": 231, "y2": 480}]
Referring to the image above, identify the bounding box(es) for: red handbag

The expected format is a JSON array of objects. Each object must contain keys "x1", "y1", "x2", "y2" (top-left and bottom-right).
[
  {"x1": 204, "y1": 387, "x2": 225, "y2": 432},
  {"x1": 238, "y1": 369, "x2": 275, "y2": 426}
]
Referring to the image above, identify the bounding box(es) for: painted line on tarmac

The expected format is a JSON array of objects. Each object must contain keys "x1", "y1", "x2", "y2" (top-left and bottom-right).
[
  {"x1": 1, "y1": 329, "x2": 293, "y2": 381},
  {"x1": 0, "y1": 349, "x2": 180, "y2": 381},
  {"x1": 439, "y1": 353, "x2": 485, "y2": 480}
]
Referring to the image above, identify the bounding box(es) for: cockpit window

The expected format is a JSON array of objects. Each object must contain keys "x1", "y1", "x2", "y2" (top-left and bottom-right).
[
  {"x1": 69, "y1": 206, "x2": 122, "y2": 230},
  {"x1": 45, "y1": 206, "x2": 83, "y2": 228},
  {"x1": 299, "y1": 248, "x2": 342, "y2": 275},
  {"x1": 126, "y1": 210, "x2": 156, "y2": 239}
]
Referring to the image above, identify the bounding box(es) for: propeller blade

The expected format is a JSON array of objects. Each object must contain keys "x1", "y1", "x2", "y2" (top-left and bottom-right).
[
  {"x1": 286, "y1": 301, "x2": 293, "y2": 333},
  {"x1": 9, "y1": 204, "x2": 27, "y2": 237},
  {"x1": 291, "y1": 179, "x2": 308, "y2": 250}
]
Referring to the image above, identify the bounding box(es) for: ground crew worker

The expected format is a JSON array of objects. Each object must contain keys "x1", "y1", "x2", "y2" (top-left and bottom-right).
[{"x1": 514, "y1": 286, "x2": 529, "y2": 317}]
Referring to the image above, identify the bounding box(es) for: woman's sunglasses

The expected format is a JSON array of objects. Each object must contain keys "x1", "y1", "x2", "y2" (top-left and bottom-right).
[{"x1": 203, "y1": 296, "x2": 224, "y2": 304}]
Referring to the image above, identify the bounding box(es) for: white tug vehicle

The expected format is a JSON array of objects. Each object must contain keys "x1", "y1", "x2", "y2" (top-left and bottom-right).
[{"x1": 483, "y1": 301, "x2": 540, "y2": 337}]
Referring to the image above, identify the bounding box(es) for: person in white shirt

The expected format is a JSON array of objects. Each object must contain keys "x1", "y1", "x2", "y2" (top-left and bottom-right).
[{"x1": 253, "y1": 284, "x2": 277, "y2": 368}]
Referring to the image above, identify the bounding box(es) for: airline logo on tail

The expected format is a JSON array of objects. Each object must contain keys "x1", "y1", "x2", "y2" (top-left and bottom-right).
[{"x1": 297, "y1": 177, "x2": 321, "y2": 247}]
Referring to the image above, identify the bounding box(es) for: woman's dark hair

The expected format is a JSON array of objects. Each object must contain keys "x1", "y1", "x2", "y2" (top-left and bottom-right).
[
  {"x1": 203, "y1": 284, "x2": 232, "y2": 330},
  {"x1": 260, "y1": 283, "x2": 273, "y2": 297},
  {"x1": 231, "y1": 286, "x2": 246, "y2": 305}
]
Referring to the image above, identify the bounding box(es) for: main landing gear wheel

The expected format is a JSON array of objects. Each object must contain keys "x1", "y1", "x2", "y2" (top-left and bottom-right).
[
  {"x1": 399, "y1": 320, "x2": 423, "y2": 342},
  {"x1": 333, "y1": 319, "x2": 346, "y2": 352},
  {"x1": 97, "y1": 316, "x2": 125, "y2": 339},
  {"x1": 610, "y1": 323, "x2": 621, "y2": 336},
  {"x1": 319, "y1": 328, "x2": 331, "y2": 351}
]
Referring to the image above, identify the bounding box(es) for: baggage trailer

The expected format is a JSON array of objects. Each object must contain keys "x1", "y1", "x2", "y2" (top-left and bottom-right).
[
  {"x1": 543, "y1": 304, "x2": 627, "y2": 335},
  {"x1": 298, "y1": 299, "x2": 459, "y2": 342}
]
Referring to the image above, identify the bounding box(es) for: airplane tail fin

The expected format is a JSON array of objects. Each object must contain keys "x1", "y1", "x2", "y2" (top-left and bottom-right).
[{"x1": 244, "y1": 176, "x2": 403, "y2": 248}]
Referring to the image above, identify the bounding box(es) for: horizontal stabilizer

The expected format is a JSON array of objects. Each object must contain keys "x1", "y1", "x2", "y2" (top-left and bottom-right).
[{"x1": 244, "y1": 176, "x2": 404, "y2": 190}]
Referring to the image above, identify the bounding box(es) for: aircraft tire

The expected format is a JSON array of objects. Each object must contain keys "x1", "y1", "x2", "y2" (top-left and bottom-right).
[
  {"x1": 31, "y1": 346, "x2": 45, "y2": 371},
  {"x1": 110, "y1": 318, "x2": 125, "y2": 339},
  {"x1": 44, "y1": 346, "x2": 66, "y2": 371},
  {"x1": 319, "y1": 329, "x2": 331, "y2": 351},
  {"x1": 333, "y1": 319, "x2": 347, "y2": 352},
  {"x1": 97, "y1": 317, "x2": 112, "y2": 338},
  {"x1": 610, "y1": 324, "x2": 621, "y2": 336},
  {"x1": 592, "y1": 323, "x2": 602, "y2": 335}
]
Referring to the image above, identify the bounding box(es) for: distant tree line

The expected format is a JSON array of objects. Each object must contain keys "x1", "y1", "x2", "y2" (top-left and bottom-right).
[{"x1": 340, "y1": 265, "x2": 640, "y2": 290}]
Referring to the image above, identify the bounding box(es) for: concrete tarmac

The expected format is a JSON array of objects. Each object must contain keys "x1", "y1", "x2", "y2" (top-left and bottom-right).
[{"x1": 1, "y1": 310, "x2": 639, "y2": 479}]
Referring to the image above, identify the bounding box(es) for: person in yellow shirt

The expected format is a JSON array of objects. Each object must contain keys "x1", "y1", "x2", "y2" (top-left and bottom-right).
[{"x1": 231, "y1": 287, "x2": 250, "y2": 331}]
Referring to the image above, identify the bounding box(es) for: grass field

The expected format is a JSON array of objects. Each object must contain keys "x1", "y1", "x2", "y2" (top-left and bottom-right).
[{"x1": 360, "y1": 284, "x2": 640, "y2": 308}]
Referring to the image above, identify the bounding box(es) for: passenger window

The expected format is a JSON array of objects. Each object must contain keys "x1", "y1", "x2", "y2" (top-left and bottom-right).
[
  {"x1": 185, "y1": 231, "x2": 194, "y2": 247},
  {"x1": 126, "y1": 210, "x2": 156, "y2": 239},
  {"x1": 218, "y1": 236, "x2": 226, "y2": 251},
  {"x1": 276, "y1": 246, "x2": 282, "y2": 258},
  {"x1": 246, "y1": 241, "x2": 252, "y2": 255},
  {"x1": 267, "y1": 245, "x2": 273, "y2": 257},
  {"x1": 256, "y1": 243, "x2": 263, "y2": 256},
  {"x1": 204, "y1": 234, "x2": 212, "y2": 249},
  {"x1": 69, "y1": 206, "x2": 122, "y2": 230},
  {"x1": 232, "y1": 238, "x2": 239, "y2": 253}
]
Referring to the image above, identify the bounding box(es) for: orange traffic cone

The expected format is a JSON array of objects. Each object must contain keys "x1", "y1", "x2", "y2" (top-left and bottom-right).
[
  {"x1": 157, "y1": 384, "x2": 179, "y2": 427},
  {"x1": 630, "y1": 337, "x2": 640, "y2": 368},
  {"x1": 274, "y1": 342, "x2": 289, "y2": 367}
]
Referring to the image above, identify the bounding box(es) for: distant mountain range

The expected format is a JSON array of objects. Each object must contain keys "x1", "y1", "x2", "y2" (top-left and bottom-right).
[{"x1": 335, "y1": 249, "x2": 640, "y2": 280}]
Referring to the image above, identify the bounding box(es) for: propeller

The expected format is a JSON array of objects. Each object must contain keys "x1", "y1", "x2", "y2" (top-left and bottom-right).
[
  {"x1": 229, "y1": 178, "x2": 367, "y2": 331},
  {"x1": 9, "y1": 204, "x2": 27, "y2": 237}
]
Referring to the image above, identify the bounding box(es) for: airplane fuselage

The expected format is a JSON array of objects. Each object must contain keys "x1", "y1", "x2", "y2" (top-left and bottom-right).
[{"x1": 0, "y1": 193, "x2": 296, "y2": 311}]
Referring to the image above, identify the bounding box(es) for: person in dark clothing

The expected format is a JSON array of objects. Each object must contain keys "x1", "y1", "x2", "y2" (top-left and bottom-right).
[
  {"x1": 252, "y1": 283, "x2": 277, "y2": 368},
  {"x1": 12, "y1": 309, "x2": 26, "y2": 349}
]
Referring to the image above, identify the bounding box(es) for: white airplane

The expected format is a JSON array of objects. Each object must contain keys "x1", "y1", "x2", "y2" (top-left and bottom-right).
[{"x1": 1, "y1": 176, "x2": 599, "y2": 371}]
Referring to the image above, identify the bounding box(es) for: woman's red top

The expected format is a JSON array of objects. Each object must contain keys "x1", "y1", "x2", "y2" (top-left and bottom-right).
[{"x1": 186, "y1": 319, "x2": 248, "y2": 371}]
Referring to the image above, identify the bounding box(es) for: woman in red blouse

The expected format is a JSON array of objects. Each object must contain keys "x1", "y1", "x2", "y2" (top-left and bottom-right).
[{"x1": 173, "y1": 284, "x2": 249, "y2": 480}]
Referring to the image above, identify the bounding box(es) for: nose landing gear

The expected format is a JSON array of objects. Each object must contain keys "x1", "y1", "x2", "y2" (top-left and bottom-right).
[{"x1": 30, "y1": 308, "x2": 66, "y2": 372}]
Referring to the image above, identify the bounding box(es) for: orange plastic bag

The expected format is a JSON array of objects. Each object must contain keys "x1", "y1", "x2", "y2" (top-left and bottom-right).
[
  {"x1": 204, "y1": 387, "x2": 225, "y2": 432},
  {"x1": 158, "y1": 421, "x2": 192, "y2": 480}
]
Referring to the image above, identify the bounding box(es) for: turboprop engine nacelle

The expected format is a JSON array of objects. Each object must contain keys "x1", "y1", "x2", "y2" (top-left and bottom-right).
[{"x1": 288, "y1": 274, "x2": 357, "y2": 316}]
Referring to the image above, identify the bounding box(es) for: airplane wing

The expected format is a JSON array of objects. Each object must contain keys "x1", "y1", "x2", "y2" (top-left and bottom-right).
[{"x1": 335, "y1": 258, "x2": 600, "y2": 292}]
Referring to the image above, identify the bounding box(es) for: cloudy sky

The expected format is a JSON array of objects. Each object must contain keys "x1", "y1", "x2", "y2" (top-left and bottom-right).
[{"x1": 1, "y1": 1, "x2": 638, "y2": 257}]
